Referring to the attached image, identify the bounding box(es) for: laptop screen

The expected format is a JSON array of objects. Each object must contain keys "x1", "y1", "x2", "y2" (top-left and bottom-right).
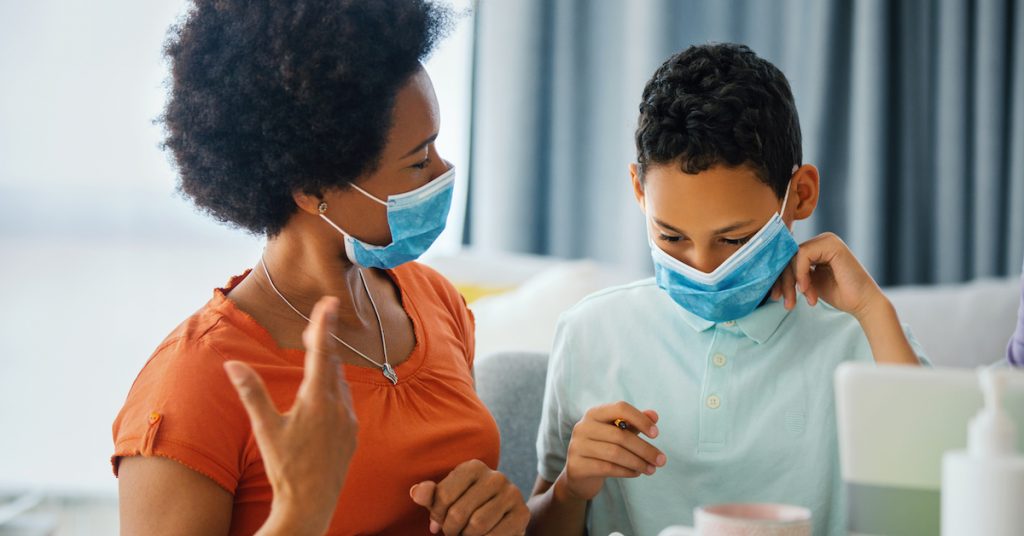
[{"x1": 835, "y1": 363, "x2": 1024, "y2": 535}]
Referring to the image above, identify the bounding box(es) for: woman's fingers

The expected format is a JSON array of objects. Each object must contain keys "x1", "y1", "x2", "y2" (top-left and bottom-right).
[
  {"x1": 410, "y1": 481, "x2": 436, "y2": 509},
  {"x1": 439, "y1": 472, "x2": 502, "y2": 535},
  {"x1": 224, "y1": 361, "x2": 280, "y2": 438},
  {"x1": 410, "y1": 482, "x2": 444, "y2": 534},
  {"x1": 463, "y1": 486, "x2": 526, "y2": 536},
  {"x1": 418, "y1": 461, "x2": 527, "y2": 536},
  {"x1": 484, "y1": 507, "x2": 531, "y2": 536},
  {"x1": 425, "y1": 460, "x2": 486, "y2": 531}
]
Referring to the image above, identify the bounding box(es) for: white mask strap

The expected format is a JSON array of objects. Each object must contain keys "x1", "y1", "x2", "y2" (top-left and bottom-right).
[
  {"x1": 779, "y1": 164, "x2": 799, "y2": 215},
  {"x1": 349, "y1": 183, "x2": 389, "y2": 206},
  {"x1": 319, "y1": 213, "x2": 351, "y2": 237}
]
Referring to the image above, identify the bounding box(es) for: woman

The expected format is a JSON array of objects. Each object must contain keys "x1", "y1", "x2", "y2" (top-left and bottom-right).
[{"x1": 112, "y1": 1, "x2": 528, "y2": 534}]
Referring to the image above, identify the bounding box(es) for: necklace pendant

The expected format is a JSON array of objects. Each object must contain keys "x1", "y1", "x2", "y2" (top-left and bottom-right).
[{"x1": 381, "y1": 363, "x2": 398, "y2": 385}]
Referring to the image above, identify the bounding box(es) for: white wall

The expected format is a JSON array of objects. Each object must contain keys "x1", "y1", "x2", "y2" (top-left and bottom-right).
[{"x1": 0, "y1": 0, "x2": 473, "y2": 496}]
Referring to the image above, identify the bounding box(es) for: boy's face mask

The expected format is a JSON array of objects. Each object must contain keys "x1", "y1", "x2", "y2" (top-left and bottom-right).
[
  {"x1": 648, "y1": 169, "x2": 799, "y2": 322},
  {"x1": 320, "y1": 166, "x2": 456, "y2": 269}
]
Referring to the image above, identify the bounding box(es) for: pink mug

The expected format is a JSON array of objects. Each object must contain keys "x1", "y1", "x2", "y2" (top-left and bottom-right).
[{"x1": 692, "y1": 503, "x2": 812, "y2": 536}]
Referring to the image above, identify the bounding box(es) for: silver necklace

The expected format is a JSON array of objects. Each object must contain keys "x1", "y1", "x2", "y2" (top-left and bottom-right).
[{"x1": 260, "y1": 256, "x2": 398, "y2": 385}]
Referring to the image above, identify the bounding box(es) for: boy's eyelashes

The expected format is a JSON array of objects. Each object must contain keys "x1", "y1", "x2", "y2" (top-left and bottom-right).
[
  {"x1": 657, "y1": 233, "x2": 754, "y2": 246},
  {"x1": 409, "y1": 157, "x2": 432, "y2": 170},
  {"x1": 722, "y1": 235, "x2": 754, "y2": 246}
]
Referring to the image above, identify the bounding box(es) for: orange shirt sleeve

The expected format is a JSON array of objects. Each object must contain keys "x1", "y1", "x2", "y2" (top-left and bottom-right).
[
  {"x1": 111, "y1": 332, "x2": 252, "y2": 494},
  {"x1": 462, "y1": 304, "x2": 476, "y2": 370},
  {"x1": 450, "y1": 291, "x2": 476, "y2": 370}
]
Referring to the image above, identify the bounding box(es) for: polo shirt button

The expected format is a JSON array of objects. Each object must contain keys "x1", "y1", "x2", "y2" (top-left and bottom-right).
[
  {"x1": 713, "y1": 353, "x2": 728, "y2": 367},
  {"x1": 706, "y1": 395, "x2": 721, "y2": 409}
]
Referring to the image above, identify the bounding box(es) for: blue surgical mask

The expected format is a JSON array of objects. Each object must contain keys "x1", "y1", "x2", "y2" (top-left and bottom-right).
[
  {"x1": 649, "y1": 172, "x2": 799, "y2": 322},
  {"x1": 320, "y1": 166, "x2": 455, "y2": 269}
]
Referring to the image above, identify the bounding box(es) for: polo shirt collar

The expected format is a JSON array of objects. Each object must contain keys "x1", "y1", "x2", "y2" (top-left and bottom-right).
[
  {"x1": 735, "y1": 300, "x2": 791, "y2": 343},
  {"x1": 675, "y1": 299, "x2": 792, "y2": 344},
  {"x1": 676, "y1": 304, "x2": 715, "y2": 333}
]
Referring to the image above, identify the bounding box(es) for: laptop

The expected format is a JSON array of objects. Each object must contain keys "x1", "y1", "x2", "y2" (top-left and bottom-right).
[{"x1": 834, "y1": 363, "x2": 1024, "y2": 536}]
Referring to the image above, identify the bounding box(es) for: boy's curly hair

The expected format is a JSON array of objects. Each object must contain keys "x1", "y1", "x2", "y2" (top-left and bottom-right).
[{"x1": 635, "y1": 43, "x2": 802, "y2": 198}]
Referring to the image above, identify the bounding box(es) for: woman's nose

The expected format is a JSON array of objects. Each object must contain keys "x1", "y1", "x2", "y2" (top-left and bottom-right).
[{"x1": 429, "y1": 145, "x2": 451, "y2": 177}]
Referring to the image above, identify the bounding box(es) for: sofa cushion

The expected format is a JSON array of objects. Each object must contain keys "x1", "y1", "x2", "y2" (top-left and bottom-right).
[
  {"x1": 886, "y1": 277, "x2": 1020, "y2": 367},
  {"x1": 474, "y1": 351, "x2": 550, "y2": 498}
]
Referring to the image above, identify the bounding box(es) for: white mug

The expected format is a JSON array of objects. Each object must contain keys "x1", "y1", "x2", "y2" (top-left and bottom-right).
[
  {"x1": 696, "y1": 503, "x2": 811, "y2": 535},
  {"x1": 657, "y1": 503, "x2": 812, "y2": 536}
]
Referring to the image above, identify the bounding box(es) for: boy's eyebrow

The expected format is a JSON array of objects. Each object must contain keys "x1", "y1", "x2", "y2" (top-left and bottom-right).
[
  {"x1": 653, "y1": 217, "x2": 756, "y2": 236},
  {"x1": 712, "y1": 220, "x2": 756, "y2": 235}
]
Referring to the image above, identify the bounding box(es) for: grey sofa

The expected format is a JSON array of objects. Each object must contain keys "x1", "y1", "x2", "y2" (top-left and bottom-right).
[{"x1": 474, "y1": 351, "x2": 549, "y2": 499}]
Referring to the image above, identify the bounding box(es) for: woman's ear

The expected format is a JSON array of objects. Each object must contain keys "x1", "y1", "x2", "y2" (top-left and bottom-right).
[
  {"x1": 293, "y1": 190, "x2": 323, "y2": 216},
  {"x1": 630, "y1": 163, "x2": 646, "y2": 213},
  {"x1": 789, "y1": 164, "x2": 820, "y2": 222}
]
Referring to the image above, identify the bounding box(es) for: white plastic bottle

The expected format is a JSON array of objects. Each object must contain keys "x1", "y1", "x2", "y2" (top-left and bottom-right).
[{"x1": 941, "y1": 368, "x2": 1024, "y2": 536}]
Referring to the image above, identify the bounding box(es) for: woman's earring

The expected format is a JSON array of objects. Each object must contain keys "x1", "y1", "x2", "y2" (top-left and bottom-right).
[{"x1": 318, "y1": 201, "x2": 328, "y2": 214}]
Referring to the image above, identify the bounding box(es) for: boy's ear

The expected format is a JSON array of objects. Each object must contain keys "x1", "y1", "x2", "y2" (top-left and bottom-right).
[
  {"x1": 788, "y1": 164, "x2": 820, "y2": 223},
  {"x1": 630, "y1": 163, "x2": 646, "y2": 213}
]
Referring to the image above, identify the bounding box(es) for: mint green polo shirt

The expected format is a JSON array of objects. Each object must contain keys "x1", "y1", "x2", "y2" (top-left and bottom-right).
[{"x1": 536, "y1": 278, "x2": 929, "y2": 536}]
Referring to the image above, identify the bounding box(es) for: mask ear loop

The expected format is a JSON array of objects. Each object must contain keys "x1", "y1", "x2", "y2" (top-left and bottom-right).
[
  {"x1": 348, "y1": 183, "x2": 389, "y2": 207},
  {"x1": 317, "y1": 201, "x2": 351, "y2": 236},
  {"x1": 780, "y1": 164, "x2": 800, "y2": 216},
  {"x1": 315, "y1": 200, "x2": 369, "y2": 266},
  {"x1": 316, "y1": 178, "x2": 392, "y2": 235}
]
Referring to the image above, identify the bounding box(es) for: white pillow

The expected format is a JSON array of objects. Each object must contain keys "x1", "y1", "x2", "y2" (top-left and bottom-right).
[
  {"x1": 470, "y1": 260, "x2": 639, "y2": 358},
  {"x1": 886, "y1": 277, "x2": 1020, "y2": 368}
]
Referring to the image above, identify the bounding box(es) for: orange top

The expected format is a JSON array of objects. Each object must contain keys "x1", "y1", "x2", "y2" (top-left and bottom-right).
[{"x1": 111, "y1": 263, "x2": 500, "y2": 535}]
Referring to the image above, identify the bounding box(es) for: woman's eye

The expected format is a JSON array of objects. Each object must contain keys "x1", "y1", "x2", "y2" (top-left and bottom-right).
[
  {"x1": 659, "y1": 233, "x2": 681, "y2": 243},
  {"x1": 411, "y1": 157, "x2": 431, "y2": 170}
]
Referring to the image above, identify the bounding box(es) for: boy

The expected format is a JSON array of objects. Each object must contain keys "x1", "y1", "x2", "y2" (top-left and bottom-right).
[{"x1": 526, "y1": 43, "x2": 927, "y2": 536}]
